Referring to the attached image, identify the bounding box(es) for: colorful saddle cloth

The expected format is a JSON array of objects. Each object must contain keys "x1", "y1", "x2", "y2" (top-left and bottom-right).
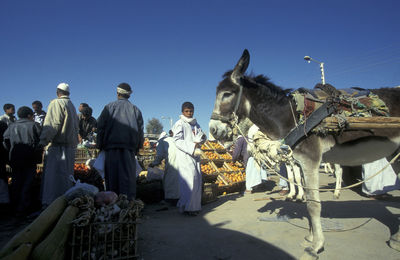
[{"x1": 291, "y1": 86, "x2": 389, "y2": 122}]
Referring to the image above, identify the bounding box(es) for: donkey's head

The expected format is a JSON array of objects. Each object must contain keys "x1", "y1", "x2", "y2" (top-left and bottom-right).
[{"x1": 209, "y1": 49, "x2": 251, "y2": 141}]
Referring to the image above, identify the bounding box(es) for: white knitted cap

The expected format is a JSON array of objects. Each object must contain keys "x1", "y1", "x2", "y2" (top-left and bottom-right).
[{"x1": 57, "y1": 82, "x2": 70, "y2": 92}]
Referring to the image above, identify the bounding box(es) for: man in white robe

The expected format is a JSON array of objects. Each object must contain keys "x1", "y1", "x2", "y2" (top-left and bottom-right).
[
  {"x1": 245, "y1": 124, "x2": 268, "y2": 192},
  {"x1": 39, "y1": 83, "x2": 79, "y2": 207},
  {"x1": 149, "y1": 131, "x2": 180, "y2": 204},
  {"x1": 172, "y1": 102, "x2": 206, "y2": 215},
  {"x1": 362, "y1": 157, "x2": 400, "y2": 197}
]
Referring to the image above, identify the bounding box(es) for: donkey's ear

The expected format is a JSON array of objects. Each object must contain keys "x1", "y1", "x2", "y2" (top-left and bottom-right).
[{"x1": 231, "y1": 49, "x2": 250, "y2": 85}]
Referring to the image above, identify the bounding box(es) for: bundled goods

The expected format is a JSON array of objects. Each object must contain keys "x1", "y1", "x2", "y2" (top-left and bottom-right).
[
  {"x1": 0, "y1": 183, "x2": 143, "y2": 260},
  {"x1": 0, "y1": 196, "x2": 68, "y2": 259},
  {"x1": 69, "y1": 193, "x2": 144, "y2": 260}
]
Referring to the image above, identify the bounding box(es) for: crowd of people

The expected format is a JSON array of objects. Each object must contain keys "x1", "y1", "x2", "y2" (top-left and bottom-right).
[
  {"x1": 0, "y1": 81, "x2": 210, "y2": 219},
  {"x1": 1, "y1": 82, "x2": 398, "y2": 221}
]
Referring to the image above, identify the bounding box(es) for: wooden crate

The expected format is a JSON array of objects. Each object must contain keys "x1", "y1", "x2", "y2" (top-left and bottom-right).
[{"x1": 202, "y1": 183, "x2": 219, "y2": 204}]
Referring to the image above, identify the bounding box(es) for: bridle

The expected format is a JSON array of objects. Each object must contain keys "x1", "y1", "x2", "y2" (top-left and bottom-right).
[{"x1": 210, "y1": 83, "x2": 243, "y2": 126}]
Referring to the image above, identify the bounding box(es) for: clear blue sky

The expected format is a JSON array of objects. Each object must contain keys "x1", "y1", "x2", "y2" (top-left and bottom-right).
[{"x1": 1, "y1": 0, "x2": 399, "y2": 136}]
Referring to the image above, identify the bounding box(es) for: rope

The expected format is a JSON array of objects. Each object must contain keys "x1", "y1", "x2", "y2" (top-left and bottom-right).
[{"x1": 231, "y1": 113, "x2": 400, "y2": 192}]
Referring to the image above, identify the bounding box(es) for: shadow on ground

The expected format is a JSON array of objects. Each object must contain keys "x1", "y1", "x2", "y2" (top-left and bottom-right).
[{"x1": 139, "y1": 193, "x2": 296, "y2": 260}]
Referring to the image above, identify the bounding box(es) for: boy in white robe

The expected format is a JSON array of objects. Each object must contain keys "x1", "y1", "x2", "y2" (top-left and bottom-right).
[
  {"x1": 172, "y1": 102, "x2": 206, "y2": 216},
  {"x1": 362, "y1": 157, "x2": 400, "y2": 198}
]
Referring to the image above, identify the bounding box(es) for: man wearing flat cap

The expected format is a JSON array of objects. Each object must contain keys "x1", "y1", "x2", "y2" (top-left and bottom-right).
[
  {"x1": 39, "y1": 82, "x2": 79, "y2": 207},
  {"x1": 97, "y1": 83, "x2": 144, "y2": 200}
]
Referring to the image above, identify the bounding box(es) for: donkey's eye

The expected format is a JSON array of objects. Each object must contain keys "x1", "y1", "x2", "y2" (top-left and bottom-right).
[{"x1": 222, "y1": 92, "x2": 233, "y2": 100}]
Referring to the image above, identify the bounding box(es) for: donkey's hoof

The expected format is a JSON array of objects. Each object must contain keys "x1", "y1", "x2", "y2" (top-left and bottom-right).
[
  {"x1": 300, "y1": 247, "x2": 319, "y2": 260},
  {"x1": 296, "y1": 197, "x2": 306, "y2": 203},
  {"x1": 301, "y1": 240, "x2": 312, "y2": 248}
]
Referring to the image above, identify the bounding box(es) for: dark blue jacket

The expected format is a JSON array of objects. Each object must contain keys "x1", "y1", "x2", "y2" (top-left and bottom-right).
[{"x1": 97, "y1": 98, "x2": 144, "y2": 153}]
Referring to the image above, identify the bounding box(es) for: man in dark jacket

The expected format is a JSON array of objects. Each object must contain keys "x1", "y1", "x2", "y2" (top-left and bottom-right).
[
  {"x1": 78, "y1": 106, "x2": 97, "y2": 142},
  {"x1": 97, "y1": 83, "x2": 144, "y2": 200},
  {"x1": 3, "y1": 106, "x2": 42, "y2": 216},
  {"x1": 232, "y1": 135, "x2": 249, "y2": 167}
]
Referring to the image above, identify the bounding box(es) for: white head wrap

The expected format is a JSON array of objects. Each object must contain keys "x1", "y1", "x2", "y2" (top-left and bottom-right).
[{"x1": 117, "y1": 87, "x2": 132, "y2": 95}]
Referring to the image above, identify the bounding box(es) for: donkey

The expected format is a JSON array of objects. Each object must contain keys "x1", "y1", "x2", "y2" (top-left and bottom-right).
[{"x1": 209, "y1": 49, "x2": 400, "y2": 259}]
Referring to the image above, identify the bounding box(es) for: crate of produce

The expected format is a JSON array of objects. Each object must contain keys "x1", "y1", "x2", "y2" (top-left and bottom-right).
[
  {"x1": 68, "y1": 196, "x2": 143, "y2": 260},
  {"x1": 206, "y1": 140, "x2": 226, "y2": 152},
  {"x1": 75, "y1": 148, "x2": 99, "y2": 164},
  {"x1": 200, "y1": 142, "x2": 213, "y2": 151},
  {"x1": 136, "y1": 150, "x2": 156, "y2": 170},
  {"x1": 218, "y1": 152, "x2": 232, "y2": 161},
  {"x1": 201, "y1": 151, "x2": 221, "y2": 160},
  {"x1": 201, "y1": 162, "x2": 219, "y2": 183},
  {"x1": 69, "y1": 221, "x2": 138, "y2": 260},
  {"x1": 222, "y1": 171, "x2": 246, "y2": 183},
  {"x1": 213, "y1": 160, "x2": 232, "y2": 173},
  {"x1": 225, "y1": 161, "x2": 245, "y2": 172}
]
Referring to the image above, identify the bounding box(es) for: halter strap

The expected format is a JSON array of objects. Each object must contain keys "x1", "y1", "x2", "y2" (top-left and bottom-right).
[{"x1": 210, "y1": 84, "x2": 244, "y2": 126}]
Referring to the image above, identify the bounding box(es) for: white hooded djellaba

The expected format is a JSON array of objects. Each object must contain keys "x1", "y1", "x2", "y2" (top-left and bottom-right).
[{"x1": 172, "y1": 115, "x2": 206, "y2": 213}]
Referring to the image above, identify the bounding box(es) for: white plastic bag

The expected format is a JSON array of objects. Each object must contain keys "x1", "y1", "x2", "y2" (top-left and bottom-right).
[
  {"x1": 64, "y1": 176, "x2": 99, "y2": 201},
  {"x1": 93, "y1": 150, "x2": 105, "y2": 178}
]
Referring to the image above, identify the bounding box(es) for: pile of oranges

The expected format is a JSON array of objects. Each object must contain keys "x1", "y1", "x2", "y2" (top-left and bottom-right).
[
  {"x1": 223, "y1": 172, "x2": 245, "y2": 183},
  {"x1": 220, "y1": 153, "x2": 232, "y2": 160},
  {"x1": 226, "y1": 162, "x2": 245, "y2": 171},
  {"x1": 200, "y1": 143, "x2": 209, "y2": 150},
  {"x1": 74, "y1": 163, "x2": 90, "y2": 176},
  {"x1": 204, "y1": 151, "x2": 220, "y2": 160},
  {"x1": 201, "y1": 163, "x2": 216, "y2": 175},
  {"x1": 207, "y1": 141, "x2": 225, "y2": 150}
]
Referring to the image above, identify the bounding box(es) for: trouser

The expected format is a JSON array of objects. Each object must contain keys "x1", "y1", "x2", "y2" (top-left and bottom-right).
[
  {"x1": 10, "y1": 163, "x2": 36, "y2": 214},
  {"x1": 104, "y1": 148, "x2": 136, "y2": 200}
]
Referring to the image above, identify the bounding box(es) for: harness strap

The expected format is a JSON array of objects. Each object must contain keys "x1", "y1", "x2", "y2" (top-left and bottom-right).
[{"x1": 284, "y1": 101, "x2": 337, "y2": 148}]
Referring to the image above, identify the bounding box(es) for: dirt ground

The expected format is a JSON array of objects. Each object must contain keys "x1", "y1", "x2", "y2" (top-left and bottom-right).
[
  {"x1": 1, "y1": 171, "x2": 400, "y2": 260},
  {"x1": 138, "y1": 172, "x2": 400, "y2": 260}
]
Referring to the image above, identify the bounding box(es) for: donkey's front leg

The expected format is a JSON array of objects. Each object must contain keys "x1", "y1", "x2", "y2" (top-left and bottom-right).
[
  {"x1": 286, "y1": 164, "x2": 296, "y2": 200},
  {"x1": 293, "y1": 164, "x2": 305, "y2": 201},
  {"x1": 300, "y1": 165, "x2": 324, "y2": 260}
]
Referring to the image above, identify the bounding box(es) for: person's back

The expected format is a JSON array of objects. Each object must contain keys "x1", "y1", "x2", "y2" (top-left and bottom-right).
[
  {"x1": 3, "y1": 106, "x2": 41, "y2": 216},
  {"x1": 39, "y1": 82, "x2": 79, "y2": 208},
  {"x1": 40, "y1": 96, "x2": 78, "y2": 146},
  {"x1": 5, "y1": 113, "x2": 41, "y2": 165},
  {"x1": 96, "y1": 82, "x2": 144, "y2": 200},
  {"x1": 97, "y1": 98, "x2": 143, "y2": 151}
]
